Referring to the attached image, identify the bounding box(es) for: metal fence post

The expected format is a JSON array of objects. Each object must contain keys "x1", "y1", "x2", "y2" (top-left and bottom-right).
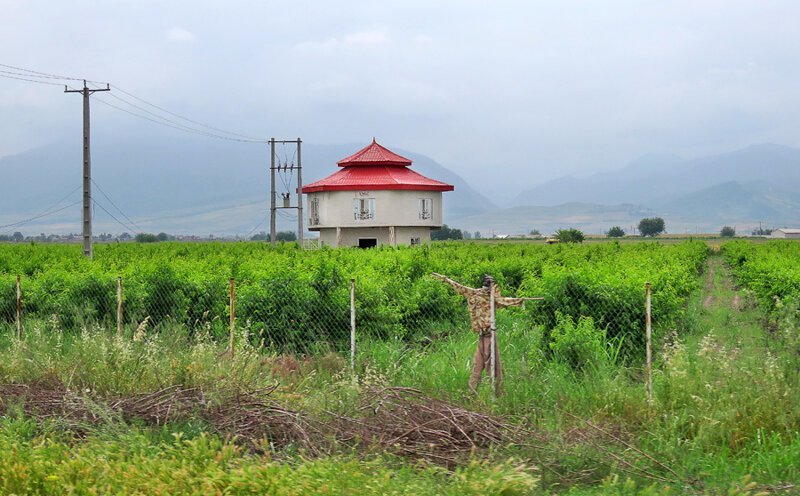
[
  {"x1": 645, "y1": 281, "x2": 653, "y2": 407},
  {"x1": 117, "y1": 276, "x2": 123, "y2": 337},
  {"x1": 350, "y1": 278, "x2": 356, "y2": 375},
  {"x1": 489, "y1": 281, "x2": 497, "y2": 397},
  {"x1": 16, "y1": 274, "x2": 22, "y2": 339},
  {"x1": 229, "y1": 278, "x2": 236, "y2": 357}
]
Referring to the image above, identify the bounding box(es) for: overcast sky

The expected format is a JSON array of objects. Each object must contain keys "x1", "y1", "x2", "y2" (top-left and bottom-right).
[{"x1": 2, "y1": 0, "x2": 799, "y2": 197}]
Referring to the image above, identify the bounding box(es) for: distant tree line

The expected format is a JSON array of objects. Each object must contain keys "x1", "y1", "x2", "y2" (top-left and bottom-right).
[
  {"x1": 250, "y1": 231, "x2": 297, "y2": 242},
  {"x1": 431, "y1": 224, "x2": 464, "y2": 241}
]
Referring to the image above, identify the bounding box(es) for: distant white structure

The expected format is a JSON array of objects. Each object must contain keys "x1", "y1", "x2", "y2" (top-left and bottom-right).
[
  {"x1": 771, "y1": 228, "x2": 800, "y2": 239},
  {"x1": 302, "y1": 139, "x2": 454, "y2": 248}
]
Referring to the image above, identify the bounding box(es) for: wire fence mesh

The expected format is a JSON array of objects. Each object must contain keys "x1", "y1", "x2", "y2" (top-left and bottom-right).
[{"x1": 6, "y1": 270, "x2": 656, "y2": 368}]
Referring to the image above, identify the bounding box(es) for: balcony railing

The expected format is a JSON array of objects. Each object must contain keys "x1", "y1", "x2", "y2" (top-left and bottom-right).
[{"x1": 354, "y1": 211, "x2": 375, "y2": 220}]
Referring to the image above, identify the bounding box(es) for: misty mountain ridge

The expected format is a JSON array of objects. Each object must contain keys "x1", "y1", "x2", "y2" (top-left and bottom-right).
[
  {"x1": 512, "y1": 143, "x2": 800, "y2": 208},
  {"x1": 0, "y1": 133, "x2": 493, "y2": 235},
  {"x1": 2, "y1": 135, "x2": 799, "y2": 236}
]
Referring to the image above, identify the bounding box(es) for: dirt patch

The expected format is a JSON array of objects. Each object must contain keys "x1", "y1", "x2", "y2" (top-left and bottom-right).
[
  {"x1": 703, "y1": 295, "x2": 715, "y2": 309},
  {"x1": 731, "y1": 293, "x2": 741, "y2": 311}
]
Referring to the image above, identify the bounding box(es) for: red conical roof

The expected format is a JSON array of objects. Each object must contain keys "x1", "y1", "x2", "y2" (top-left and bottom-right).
[
  {"x1": 302, "y1": 139, "x2": 454, "y2": 194},
  {"x1": 336, "y1": 138, "x2": 413, "y2": 167}
]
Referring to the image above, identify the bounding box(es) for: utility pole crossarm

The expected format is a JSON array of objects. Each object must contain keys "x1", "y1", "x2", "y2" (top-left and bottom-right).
[{"x1": 65, "y1": 80, "x2": 110, "y2": 259}]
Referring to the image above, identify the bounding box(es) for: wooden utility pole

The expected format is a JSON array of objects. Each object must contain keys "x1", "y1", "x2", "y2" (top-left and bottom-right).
[
  {"x1": 645, "y1": 282, "x2": 653, "y2": 407},
  {"x1": 268, "y1": 138, "x2": 303, "y2": 245},
  {"x1": 65, "y1": 80, "x2": 110, "y2": 259}
]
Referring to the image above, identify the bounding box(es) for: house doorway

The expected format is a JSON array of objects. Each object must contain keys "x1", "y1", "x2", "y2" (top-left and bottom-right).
[{"x1": 358, "y1": 238, "x2": 378, "y2": 249}]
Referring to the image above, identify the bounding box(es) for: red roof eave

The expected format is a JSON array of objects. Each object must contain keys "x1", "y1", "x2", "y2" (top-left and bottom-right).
[{"x1": 302, "y1": 183, "x2": 454, "y2": 193}]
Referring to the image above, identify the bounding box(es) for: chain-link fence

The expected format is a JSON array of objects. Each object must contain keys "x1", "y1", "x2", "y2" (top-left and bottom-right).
[{"x1": 6, "y1": 270, "x2": 657, "y2": 375}]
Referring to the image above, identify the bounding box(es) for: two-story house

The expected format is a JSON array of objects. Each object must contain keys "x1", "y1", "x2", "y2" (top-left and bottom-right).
[{"x1": 302, "y1": 139, "x2": 455, "y2": 247}]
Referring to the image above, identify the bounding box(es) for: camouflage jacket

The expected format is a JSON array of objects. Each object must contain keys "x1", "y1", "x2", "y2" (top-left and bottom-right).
[{"x1": 433, "y1": 274, "x2": 524, "y2": 334}]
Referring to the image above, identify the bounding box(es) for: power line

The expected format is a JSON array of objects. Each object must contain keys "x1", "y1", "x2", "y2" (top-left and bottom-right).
[
  {"x1": 1, "y1": 62, "x2": 265, "y2": 144},
  {"x1": 0, "y1": 73, "x2": 65, "y2": 86},
  {"x1": 0, "y1": 63, "x2": 96, "y2": 82},
  {"x1": 0, "y1": 69, "x2": 75, "y2": 81},
  {"x1": 100, "y1": 91, "x2": 265, "y2": 143},
  {"x1": 92, "y1": 198, "x2": 139, "y2": 234},
  {"x1": 0, "y1": 184, "x2": 81, "y2": 230},
  {"x1": 111, "y1": 84, "x2": 265, "y2": 141},
  {"x1": 1, "y1": 198, "x2": 82, "y2": 234},
  {"x1": 92, "y1": 95, "x2": 263, "y2": 143},
  {"x1": 91, "y1": 179, "x2": 145, "y2": 233},
  {"x1": 245, "y1": 217, "x2": 267, "y2": 237}
]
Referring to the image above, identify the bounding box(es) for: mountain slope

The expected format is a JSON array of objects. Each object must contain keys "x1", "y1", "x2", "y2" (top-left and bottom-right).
[
  {"x1": 655, "y1": 180, "x2": 800, "y2": 223},
  {"x1": 512, "y1": 144, "x2": 800, "y2": 208},
  {"x1": 0, "y1": 133, "x2": 493, "y2": 235}
]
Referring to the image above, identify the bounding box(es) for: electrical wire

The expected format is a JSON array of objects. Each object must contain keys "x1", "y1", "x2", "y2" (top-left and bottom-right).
[
  {"x1": 0, "y1": 63, "x2": 101, "y2": 82},
  {"x1": 91, "y1": 179, "x2": 145, "y2": 233},
  {"x1": 1, "y1": 62, "x2": 264, "y2": 144},
  {"x1": 92, "y1": 95, "x2": 260, "y2": 143},
  {"x1": 0, "y1": 185, "x2": 81, "y2": 229},
  {"x1": 0, "y1": 73, "x2": 64, "y2": 86},
  {"x1": 110, "y1": 84, "x2": 264, "y2": 141},
  {"x1": 1, "y1": 199, "x2": 82, "y2": 234},
  {"x1": 91, "y1": 199, "x2": 139, "y2": 233},
  {"x1": 245, "y1": 217, "x2": 267, "y2": 237},
  {"x1": 100, "y1": 91, "x2": 265, "y2": 144}
]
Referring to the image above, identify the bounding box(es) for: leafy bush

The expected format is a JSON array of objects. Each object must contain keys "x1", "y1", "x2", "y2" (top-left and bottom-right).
[
  {"x1": 135, "y1": 233, "x2": 159, "y2": 243},
  {"x1": 431, "y1": 224, "x2": 463, "y2": 241},
  {"x1": 555, "y1": 228, "x2": 585, "y2": 243},
  {"x1": 607, "y1": 226, "x2": 625, "y2": 238},
  {"x1": 638, "y1": 217, "x2": 665, "y2": 237},
  {"x1": 549, "y1": 313, "x2": 610, "y2": 371},
  {"x1": 720, "y1": 226, "x2": 735, "y2": 238}
]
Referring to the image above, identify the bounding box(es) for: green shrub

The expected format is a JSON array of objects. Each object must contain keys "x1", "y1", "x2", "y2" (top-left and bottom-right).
[
  {"x1": 549, "y1": 313, "x2": 610, "y2": 371},
  {"x1": 555, "y1": 228, "x2": 585, "y2": 243}
]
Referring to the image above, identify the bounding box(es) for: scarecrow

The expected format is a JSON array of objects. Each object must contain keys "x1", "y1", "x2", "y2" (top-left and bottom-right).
[{"x1": 433, "y1": 273, "x2": 535, "y2": 395}]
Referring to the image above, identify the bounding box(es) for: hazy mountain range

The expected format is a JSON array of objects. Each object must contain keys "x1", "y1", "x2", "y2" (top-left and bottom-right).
[
  {"x1": 0, "y1": 132, "x2": 493, "y2": 236},
  {"x1": 1, "y1": 134, "x2": 798, "y2": 236}
]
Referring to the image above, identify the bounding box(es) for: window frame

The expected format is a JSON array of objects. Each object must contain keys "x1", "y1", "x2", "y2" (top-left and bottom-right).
[
  {"x1": 353, "y1": 197, "x2": 376, "y2": 221},
  {"x1": 418, "y1": 198, "x2": 433, "y2": 220}
]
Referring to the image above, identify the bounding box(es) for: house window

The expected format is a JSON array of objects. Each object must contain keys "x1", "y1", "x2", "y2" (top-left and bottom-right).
[
  {"x1": 419, "y1": 198, "x2": 432, "y2": 220},
  {"x1": 309, "y1": 197, "x2": 320, "y2": 226},
  {"x1": 410, "y1": 237, "x2": 421, "y2": 246},
  {"x1": 353, "y1": 198, "x2": 375, "y2": 220}
]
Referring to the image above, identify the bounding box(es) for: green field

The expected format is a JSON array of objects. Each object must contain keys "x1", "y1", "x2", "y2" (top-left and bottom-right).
[{"x1": 0, "y1": 240, "x2": 798, "y2": 494}]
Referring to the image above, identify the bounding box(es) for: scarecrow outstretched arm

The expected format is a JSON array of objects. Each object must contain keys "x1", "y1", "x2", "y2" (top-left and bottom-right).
[
  {"x1": 432, "y1": 272, "x2": 474, "y2": 297},
  {"x1": 496, "y1": 297, "x2": 525, "y2": 308}
]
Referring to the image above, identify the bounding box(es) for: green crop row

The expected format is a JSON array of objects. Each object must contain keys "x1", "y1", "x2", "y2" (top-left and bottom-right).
[
  {"x1": 722, "y1": 240, "x2": 800, "y2": 312},
  {"x1": 0, "y1": 241, "x2": 706, "y2": 355}
]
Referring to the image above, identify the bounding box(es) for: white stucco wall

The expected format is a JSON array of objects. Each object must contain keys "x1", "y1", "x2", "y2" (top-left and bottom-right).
[
  {"x1": 318, "y1": 226, "x2": 434, "y2": 248},
  {"x1": 306, "y1": 190, "x2": 443, "y2": 231}
]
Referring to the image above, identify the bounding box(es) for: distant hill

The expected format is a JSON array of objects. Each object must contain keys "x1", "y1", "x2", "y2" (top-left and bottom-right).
[
  {"x1": 655, "y1": 180, "x2": 800, "y2": 224},
  {"x1": 512, "y1": 144, "x2": 800, "y2": 208},
  {"x1": 0, "y1": 133, "x2": 493, "y2": 235},
  {"x1": 505, "y1": 144, "x2": 800, "y2": 232}
]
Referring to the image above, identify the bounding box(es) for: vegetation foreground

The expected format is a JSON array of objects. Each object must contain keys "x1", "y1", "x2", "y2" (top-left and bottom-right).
[{"x1": 0, "y1": 240, "x2": 798, "y2": 494}]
